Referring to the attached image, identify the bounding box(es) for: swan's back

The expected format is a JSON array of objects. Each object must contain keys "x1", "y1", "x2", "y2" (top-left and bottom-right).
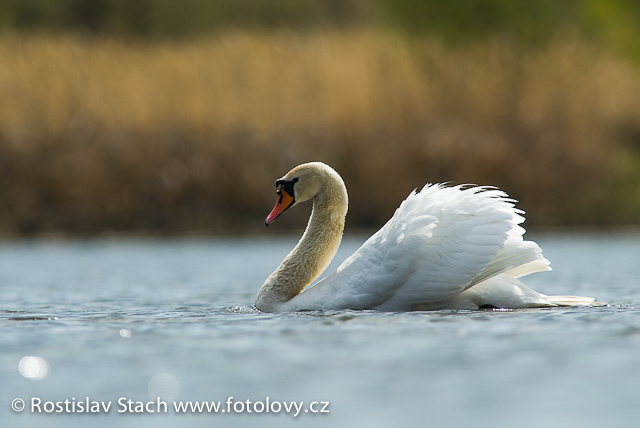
[{"x1": 280, "y1": 184, "x2": 552, "y2": 311}]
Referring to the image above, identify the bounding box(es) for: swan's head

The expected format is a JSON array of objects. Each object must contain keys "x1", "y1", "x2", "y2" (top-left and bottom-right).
[{"x1": 265, "y1": 162, "x2": 344, "y2": 226}]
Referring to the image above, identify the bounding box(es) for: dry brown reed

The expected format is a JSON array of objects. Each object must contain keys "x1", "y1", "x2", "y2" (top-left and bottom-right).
[{"x1": 1, "y1": 30, "x2": 639, "y2": 236}]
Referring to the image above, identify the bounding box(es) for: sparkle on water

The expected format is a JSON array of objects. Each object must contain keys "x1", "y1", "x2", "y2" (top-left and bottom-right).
[{"x1": 18, "y1": 356, "x2": 49, "y2": 380}]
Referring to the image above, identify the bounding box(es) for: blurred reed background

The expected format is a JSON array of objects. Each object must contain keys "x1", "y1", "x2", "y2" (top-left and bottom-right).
[{"x1": 1, "y1": 0, "x2": 640, "y2": 236}]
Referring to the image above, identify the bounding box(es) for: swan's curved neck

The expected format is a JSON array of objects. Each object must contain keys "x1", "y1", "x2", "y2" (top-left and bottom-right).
[{"x1": 255, "y1": 180, "x2": 347, "y2": 312}]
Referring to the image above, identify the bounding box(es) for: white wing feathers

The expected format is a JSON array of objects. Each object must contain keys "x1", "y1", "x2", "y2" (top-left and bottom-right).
[
  {"x1": 281, "y1": 184, "x2": 550, "y2": 312},
  {"x1": 468, "y1": 225, "x2": 551, "y2": 288}
]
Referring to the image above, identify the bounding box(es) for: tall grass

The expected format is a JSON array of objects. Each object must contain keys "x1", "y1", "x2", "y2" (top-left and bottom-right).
[{"x1": 1, "y1": 30, "x2": 639, "y2": 235}]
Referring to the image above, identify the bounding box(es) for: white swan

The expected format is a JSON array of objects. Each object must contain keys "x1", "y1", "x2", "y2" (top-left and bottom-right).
[{"x1": 255, "y1": 162, "x2": 596, "y2": 312}]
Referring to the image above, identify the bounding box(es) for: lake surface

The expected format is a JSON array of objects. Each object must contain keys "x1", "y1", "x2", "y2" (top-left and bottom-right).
[{"x1": 1, "y1": 233, "x2": 639, "y2": 428}]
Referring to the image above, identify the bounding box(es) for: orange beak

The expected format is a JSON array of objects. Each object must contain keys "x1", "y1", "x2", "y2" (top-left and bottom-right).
[{"x1": 265, "y1": 189, "x2": 294, "y2": 226}]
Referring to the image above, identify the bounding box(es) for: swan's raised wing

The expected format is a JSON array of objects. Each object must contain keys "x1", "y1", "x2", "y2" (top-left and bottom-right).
[{"x1": 281, "y1": 184, "x2": 550, "y2": 312}]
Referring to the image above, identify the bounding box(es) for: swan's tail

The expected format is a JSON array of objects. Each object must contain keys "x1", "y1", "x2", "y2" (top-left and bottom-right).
[{"x1": 544, "y1": 295, "x2": 605, "y2": 307}]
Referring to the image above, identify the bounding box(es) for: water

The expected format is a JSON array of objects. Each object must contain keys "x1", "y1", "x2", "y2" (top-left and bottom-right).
[{"x1": 1, "y1": 234, "x2": 639, "y2": 428}]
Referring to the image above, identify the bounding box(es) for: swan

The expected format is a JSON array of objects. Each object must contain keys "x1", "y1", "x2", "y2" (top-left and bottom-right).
[{"x1": 255, "y1": 162, "x2": 596, "y2": 312}]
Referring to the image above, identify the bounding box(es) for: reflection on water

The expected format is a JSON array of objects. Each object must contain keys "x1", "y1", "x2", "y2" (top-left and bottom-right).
[{"x1": 0, "y1": 234, "x2": 639, "y2": 427}]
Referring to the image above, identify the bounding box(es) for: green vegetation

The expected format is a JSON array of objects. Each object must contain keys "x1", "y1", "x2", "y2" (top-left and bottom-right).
[
  {"x1": 0, "y1": 2, "x2": 639, "y2": 236},
  {"x1": 1, "y1": 0, "x2": 640, "y2": 55}
]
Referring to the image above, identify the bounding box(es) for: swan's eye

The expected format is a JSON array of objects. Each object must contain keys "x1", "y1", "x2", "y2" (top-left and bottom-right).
[{"x1": 273, "y1": 178, "x2": 296, "y2": 205}]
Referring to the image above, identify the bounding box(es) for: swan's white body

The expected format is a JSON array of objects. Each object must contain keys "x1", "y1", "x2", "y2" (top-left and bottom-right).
[{"x1": 255, "y1": 162, "x2": 595, "y2": 312}]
